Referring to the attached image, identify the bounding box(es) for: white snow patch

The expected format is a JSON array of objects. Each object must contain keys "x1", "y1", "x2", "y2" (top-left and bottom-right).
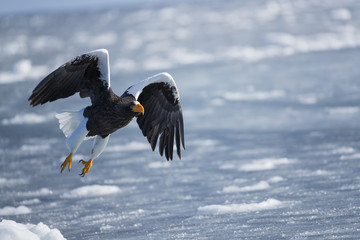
[
  {"x1": 20, "y1": 143, "x2": 51, "y2": 154},
  {"x1": 223, "y1": 89, "x2": 285, "y2": 101},
  {"x1": 332, "y1": 147, "x2": 355, "y2": 155},
  {"x1": 169, "y1": 47, "x2": 214, "y2": 65},
  {"x1": 105, "y1": 177, "x2": 149, "y2": 184},
  {"x1": 210, "y1": 98, "x2": 225, "y2": 106},
  {"x1": 142, "y1": 47, "x2": 214, "y2": 70},
  {"x1": 62, "y1": 185, "x2": 121, "y2": 198},
  {"x1": 219, "y1": 163, "x2": 236, "y2": 170},
  {"x1": 143, "y1": 56, "x2": 174, "y2": 71},
  {"x1": 223, "y1": 45, "x2": 287, "y2": 62},
  {"x1": 331, "y1": 8, "x2": 351, "y2": 21},
  {"x1": 0, "y1": 59, "x2": 48, "y2": 84},
  {"x1": 129, "y1": 209, "x2": 145, "y2": 216},
  {"x1": 105, "y1": 141, "x2": 149, "y2": 152},
  {"x1": 0, "y1": 177, "x2": 27, "y2": 186},
  {"x1": 113, "y1": 58, "x2": 137, "y2": 72},
  {"x1": 19, "y1": 188, "x2": 53, "y2": 197},
  {"x1": 32, "y1": 35, "x2": 64, "y2": 51},
  {"x1": 100, "y1": 224, "x2": 114, "y2": 232},
  {"x1": 266, "y1": 27, "x2": 360, "y2": 56},
  {"x1": 0, "y1": 206, "x2": 31, "y2": 216},
  {"x1": 3, "y1": 35, "x2": 27, "y2": 56},
  {"x1": 74, "y1": 31, "x2": 117, "y2": 47},
  {"x1": 326, "y1": 107, "x2": 359, "y2": 117},
  {"x1": 340, "y1": 153, "x2": 360, "y2": 160},
  {"x1": 297, "y1": 95, "x2": 318, "y2": 105},
  {"x1": 1, "y1": 113, "x2": 53, "y2": 125},
  {"x1": 314, "y1": 170, "x2": 332, "y2": 176},
  {"x1": 20, "y1": 198, "x2": 41, "y2": 205},
  {"x1": 238, "y1": 158, "x2": 293, "y2": 171},
  {"x1": 182, "y1": 195, "x2": 193, "y2": 200},
  {"x1": 268, "y1": 176, "x2": 284, "y2": 183},
  {"x1": 189, "y1": 139, "x2": 218, "y2": 147},
  {"x1": 148, "y1": 161, "x2": 171, "y2": 169},
  {"x1": 0, "y1": 219, "x2": 65, "y2": 240},
  {"x1": 198, "y1": 198, "x2": 284, "y2": 214},
  {"x1": 222, "y1": 181, "x2": 270, "y2": 193}
]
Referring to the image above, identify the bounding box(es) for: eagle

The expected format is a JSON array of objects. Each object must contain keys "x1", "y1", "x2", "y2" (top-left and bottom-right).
[{"x1": 28, "y1": 49, "x2": 185, "y2": 177}]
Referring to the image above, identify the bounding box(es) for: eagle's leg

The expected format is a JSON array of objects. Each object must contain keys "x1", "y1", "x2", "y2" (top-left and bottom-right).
[
  {"x1": 61, "y1": 153, "x2": 73, "y2": 172},
  {"x1": 61, "y1": 119, "x2": 89, "y2": 173},
  {"x1": 78, "y1": 135, "x2": 110, "y2": 177},
  {"x1": 79, "y1": 159, "x2": 93, "y2": 177}
]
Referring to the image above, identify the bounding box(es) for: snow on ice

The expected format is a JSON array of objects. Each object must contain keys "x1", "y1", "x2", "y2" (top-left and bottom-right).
[
  {"x1": 0, "y1": 206, "x2": 31, "y2": 216},
  {"x1": 1, "y1": 113, "x2": 53, "y2": 125},
  {"x1": 198, "y1": 199, "x2": 285, "y2": 215},
  {"x1": 0, "y1": 59, "x2": 48, "y2": 84},
  {"x1": 0, "y1": 220, "x2": 65, "y2": 240},
  {"x1": 222, "y1": 181, "x2": 270, "y2": 193},
  {"x1": 62, "y1": 185, "x2": 121, "y2": 198},
  {"x1": 238, "y1": 157, "x2": 294, "y2": 171}
]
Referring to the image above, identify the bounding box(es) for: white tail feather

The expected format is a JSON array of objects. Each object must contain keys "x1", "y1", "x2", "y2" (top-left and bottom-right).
[{"x1": 56, "y1": 109, "x2": 85, "y2": 138}]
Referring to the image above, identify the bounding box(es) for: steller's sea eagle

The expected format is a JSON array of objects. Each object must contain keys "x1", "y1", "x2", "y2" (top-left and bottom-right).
[{"x1": 28, "y1": 49, "x2": 185, "y2": 177}]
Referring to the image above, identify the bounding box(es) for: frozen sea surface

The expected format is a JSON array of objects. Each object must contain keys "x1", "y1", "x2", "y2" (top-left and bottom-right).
[{"x1": 1, "y1": 0, "x2": 360, "y2": 239}]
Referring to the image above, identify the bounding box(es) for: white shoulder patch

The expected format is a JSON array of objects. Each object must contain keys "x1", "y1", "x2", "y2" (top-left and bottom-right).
[
  {"x1": 86, "y1": 49, "x2": 111, "y2": 89},
  {"x1": 125, "y1": 72, "x2": 180, "y2": 100}
]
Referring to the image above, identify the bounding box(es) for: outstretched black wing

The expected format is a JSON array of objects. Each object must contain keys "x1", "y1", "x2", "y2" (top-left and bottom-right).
[
  {"x1": 122, "y1": 72, "x2": 185, "y2": 160},
  {"x1": 28, "y1": 49, "x2": 110, "y2": 106}
]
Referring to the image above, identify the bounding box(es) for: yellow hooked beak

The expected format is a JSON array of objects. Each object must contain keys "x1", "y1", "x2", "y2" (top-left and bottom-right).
[{"x1": 131, "y1": 103, "x2": 144, "y2": 115}]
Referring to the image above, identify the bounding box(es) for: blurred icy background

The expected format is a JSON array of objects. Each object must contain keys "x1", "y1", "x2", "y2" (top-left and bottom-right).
[{"x1": 1, "y1": 0, "x2": 360, "y2": 239}]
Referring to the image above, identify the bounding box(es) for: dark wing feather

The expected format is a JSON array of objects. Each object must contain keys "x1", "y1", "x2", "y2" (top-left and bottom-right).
[
  {"x1": 121, "y1": 72, "x2": 185, "y2": 160},
  {"x1": 136, "y1": 82, "x2": 185, "y2": 160},
  {"x1": 28, "y1": 49, "x2": 110, "y2": 106}
]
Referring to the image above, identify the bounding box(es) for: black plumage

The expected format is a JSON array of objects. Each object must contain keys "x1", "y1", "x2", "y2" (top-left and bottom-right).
[
  {"x1": 131, "y1": 82, "x2": 185, "y2": 160},
  {"x1": 29, "y1": 54, "x2": 107, "y2": 106}
]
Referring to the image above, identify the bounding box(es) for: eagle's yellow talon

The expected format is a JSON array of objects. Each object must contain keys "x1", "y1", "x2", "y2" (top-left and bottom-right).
[
  {"x1": 79, "y1": 159, "x2": 93, "y2": 177},
  {"x1": 61, "y1": 153, "x2": 73, "y2": 173}
]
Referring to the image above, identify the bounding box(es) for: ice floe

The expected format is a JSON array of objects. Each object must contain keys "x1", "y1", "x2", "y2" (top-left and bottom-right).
[
  {"x1": 238, "y1": 158, "x2": 293, "y2": 171},
  {"x1": 1, "y1": 113, "x2": 53, "y2": 125},
  {"x1": 19, "y1": 143, "x2": 51, "y2": 154},
  {"x1": 19, "y1": 188, "x2": 53, "y2": 197},
  {"x1": 0, "y1": 177, "x2": 27, "y2": 186},
  {"x1": 0, "y1": 206, "x2": 31, "y2": 216},
  {"x1": 331, "y1": 147, "x2": 355, "y2": 155},
  {"x1": 0, "y1": 59, "x2": 48, "y2": 84},
  {"x1": 112, "y1": 58, "x2": 137, "y2": 72},
  {"x1": 105, "y1": 141, "x2": 149, "y2": 152},
  {"x1": 62, "y1": 185, "x2": 121, "y2": 198},
  {"x1": 268, "y1": 176, "x2": 284, "y2": 183},
  {"x1": 223, "y1": 89, "x2": 286, "y2": 101},
  {"x1": 0, "y1": 220, "x2": 65, "y2": 240},
  {"x1": 297, "y1": 95, "x2": 318, "y2": 105},
  {"x1": 313, "y1": 170, "x2": 333, "y2": 176},
  {"x1": 198, "y1": 198, "x2": 285, "y2": 214},
  {"x1": 266, "y1": 26, "x2": 360, "y2": 56},
  {"x1": 20, "y1": 198, "x2": 41, "y2": 205},
  {"x1": 331, "y1": 8, "x2": 352, "y2": 21},
  {"x1": 74, "y1": 31, "x2": 117, "y2": 47},
  {"x1": 32, "y1": 35, "x2": 64, "y2": 52},
  {"x1": 326, "y1": 107, "x2": 359, "y2": 117},
  {"x1": 340, "y1": 153, "x2": 360, "y2": 160},
  {"x1": 148, "y1": 161, "x2": 171, "y2": 169},
  {"x1": 222, "y1": 181, "x2": 270, "y2": 193}
]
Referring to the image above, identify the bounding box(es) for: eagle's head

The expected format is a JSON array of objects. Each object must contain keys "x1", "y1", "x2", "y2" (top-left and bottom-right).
[{"x1": 129, "y1": 101, "x2": 144, "y2": 116}]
